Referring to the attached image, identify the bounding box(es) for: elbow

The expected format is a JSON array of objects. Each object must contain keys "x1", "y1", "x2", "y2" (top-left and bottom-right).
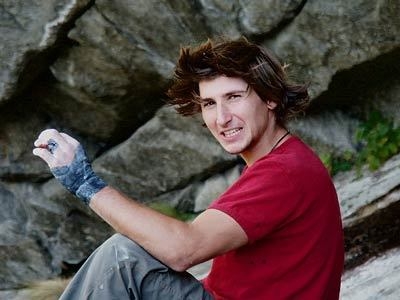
[
  {"x1": 163, "y1": 227, "x2": 200, "y2": 272},
  {"x1": 170, "y1": 263, "x2": 189, "y2": 273},
  {"x1": 163, "y1": 243, "x2": 198, "y2": 272},
  {"x1": 161, "y1": 225, "x2": 205, "y2": 272},
  {"x1": 167, "y1": 252, "x2": 194, "y2": 272}
]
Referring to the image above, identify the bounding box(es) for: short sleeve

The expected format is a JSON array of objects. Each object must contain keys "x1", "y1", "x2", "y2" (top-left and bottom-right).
[{"x1": 209, "y1": 160, "x2": 298, "y2": 243}]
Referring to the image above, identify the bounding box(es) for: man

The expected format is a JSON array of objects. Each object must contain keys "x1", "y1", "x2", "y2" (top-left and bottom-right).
[{"x1": 33, "y1": 37, "x2": 344, "y2": 299}]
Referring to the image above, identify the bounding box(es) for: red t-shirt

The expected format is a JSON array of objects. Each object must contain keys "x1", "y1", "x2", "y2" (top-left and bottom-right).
[{"x1": 202, "y1": 136, "x2": 344, "y2": 299}]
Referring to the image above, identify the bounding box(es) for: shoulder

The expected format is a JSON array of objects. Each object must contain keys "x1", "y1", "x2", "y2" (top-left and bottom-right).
[{"x1": 264, "y1": 136, "x2": 327, "y2": 175}]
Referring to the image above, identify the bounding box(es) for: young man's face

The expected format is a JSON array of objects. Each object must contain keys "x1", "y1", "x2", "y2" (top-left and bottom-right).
[{"x1": 199, "y1": 76, "x2": 277, "y2": 165}]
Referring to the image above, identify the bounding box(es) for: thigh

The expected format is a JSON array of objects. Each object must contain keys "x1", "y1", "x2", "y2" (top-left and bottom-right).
[
  {"x1": 61, "y1": 233, "x2": 213, "y2": 299},
  {"x1": 142, "y1": 269, "x2": 213, "y2": 300}
]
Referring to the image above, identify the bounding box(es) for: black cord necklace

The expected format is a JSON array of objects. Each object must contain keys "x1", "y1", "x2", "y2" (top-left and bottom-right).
[{"x1": 269, "y1": 130, "x2": 290, "y2": 154}]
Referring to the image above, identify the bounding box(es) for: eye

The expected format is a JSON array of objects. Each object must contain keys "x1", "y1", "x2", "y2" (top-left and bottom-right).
[
  {"x1": 202, "y1": 100, "x2": 216, "y2": 108},
  {"x1": 228, "y1": 94, "x2": 242, "y2": 101}
]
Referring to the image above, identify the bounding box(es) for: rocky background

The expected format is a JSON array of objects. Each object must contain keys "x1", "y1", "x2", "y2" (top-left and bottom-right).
[{"x1": 0, "y1": 0, "x2": 399, "y2": 298}]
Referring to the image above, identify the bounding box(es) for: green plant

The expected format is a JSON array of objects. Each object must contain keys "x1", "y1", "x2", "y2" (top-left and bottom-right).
[
  {"x1": 319, "y1": 152, "x2": 333, "y2": 174},
  {"x1": 148, "y1": 202, "x2": 197, "y2": 221},
  {"x1": 319, "y1": 111, "x2": 400, "y2": 176},
  {"x1": 355, "y1": 111, "x2": 400, "y2": 171},
  {"x1": 320, "y1": 151, "x2": 355, "y2": 176}
]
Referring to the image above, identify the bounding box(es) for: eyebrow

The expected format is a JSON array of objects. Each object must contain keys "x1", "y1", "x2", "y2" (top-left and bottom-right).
[
  {"x1": 197, "y1": 85, "x2": 249, "y2": 103},
  {"x1": 223, "y1": 85, "x2": 249, "y2": 98}
]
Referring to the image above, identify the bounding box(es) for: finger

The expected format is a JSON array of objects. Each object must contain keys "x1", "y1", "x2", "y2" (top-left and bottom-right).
[
  {"x1": 34, "y1": 129, "x2": 71, "y2": 151},
  {"x1": 48, "y1": 134, "x2": 70, "y2": 151},
  {"x1": 34, "y1": 129, "x2": 61, "y2": 147},
  {"x1": 33, "y1": 140, "x2": 47, "y2": 148},
  {"x1": 59, "y1": 132, "x2": 80, "y2": 148},
  {"x1": 33, "y1": 147, "x2": 56, "y2": 167}
]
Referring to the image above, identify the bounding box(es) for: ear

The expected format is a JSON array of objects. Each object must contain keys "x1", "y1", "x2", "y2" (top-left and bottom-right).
[{"x1": 266, "y1": 100, "x2": 277, "y2": 110}]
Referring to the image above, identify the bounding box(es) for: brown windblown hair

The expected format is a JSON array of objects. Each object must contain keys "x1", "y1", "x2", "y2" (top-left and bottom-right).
[{"x1": 166, "y1": 37, "x2": 310, "y2": 126}]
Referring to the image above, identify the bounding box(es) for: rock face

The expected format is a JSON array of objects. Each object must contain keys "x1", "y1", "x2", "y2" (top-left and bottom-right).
[
  {"x1": 0, "y1": 0, "x2": 399, "y2": 297},
  {"x1": 340, "y1": 247, "x2": 400, "y2": 299}
]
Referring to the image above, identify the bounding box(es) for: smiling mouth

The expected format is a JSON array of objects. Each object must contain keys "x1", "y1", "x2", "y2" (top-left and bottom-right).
[{"x1": 222, "y1": 128, "x2": 243, "y2": 138}]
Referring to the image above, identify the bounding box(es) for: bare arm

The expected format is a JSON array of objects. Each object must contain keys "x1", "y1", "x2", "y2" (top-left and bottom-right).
[
  {"x1": 91, "y1": 187, "x2": 247, "y2": 271},
  {"x1": 33, "y1": 129, "x2": 248, "y2": 271}
]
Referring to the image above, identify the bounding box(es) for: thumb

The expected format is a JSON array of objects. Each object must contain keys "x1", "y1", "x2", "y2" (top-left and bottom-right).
[{"x1": 33, "y1": 147, "x2": 56, "y2": 168}]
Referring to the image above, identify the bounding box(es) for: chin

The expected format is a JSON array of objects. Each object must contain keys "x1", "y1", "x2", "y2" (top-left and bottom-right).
[
  {"x1": 223, "y1": 146, "x2": 245, "y2": 155},
  {"x1": 219, "y1": 140, "x2": 248, "y2": 155}
]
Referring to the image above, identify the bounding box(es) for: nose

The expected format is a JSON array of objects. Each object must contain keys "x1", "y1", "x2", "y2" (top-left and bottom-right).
[{"x1": 216, "y1": 102, "x2": 232, "y2": 127}]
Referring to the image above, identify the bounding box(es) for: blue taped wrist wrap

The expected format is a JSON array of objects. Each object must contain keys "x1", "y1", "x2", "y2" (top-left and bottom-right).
[{"x1": 50, "y1": 145, "x2": 107, "y2": 205}]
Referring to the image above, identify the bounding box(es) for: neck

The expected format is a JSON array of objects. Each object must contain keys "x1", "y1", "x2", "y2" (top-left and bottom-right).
[
  {"x1": 269, "y1": 129, "x2": 290, "y2": 154},
  {"x1": 241, "y1": 126, "x2": 290, "y2": 166}
]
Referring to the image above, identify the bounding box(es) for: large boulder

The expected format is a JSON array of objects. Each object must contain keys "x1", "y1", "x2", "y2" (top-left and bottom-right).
[
  {"x1": 0, "y1": 0, "x2": 399, "y2": 294},
  {"x1": 340, "y1": 247, "x2": 400, "y2": 299},
  {"x1": 40, "y1": 0, "x2": 210, "y2": 142},
  {"x1": 335, "y1": 154, "x2": 400, "y2": 269},
  {"x1": 267, "y1": 0, "x2": 400, "y2": 98},
  {"x1": 0, "y1": 0, "x2": 92, "y2": 104}
]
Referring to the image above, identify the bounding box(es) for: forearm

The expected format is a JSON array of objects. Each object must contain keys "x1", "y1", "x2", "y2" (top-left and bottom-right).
[
  {"x1": 90, "y1": 186, "x2": 202, "y2": 271},
  {"x1": 33, "y1": 129, "x2": 247, "y2": 271}
]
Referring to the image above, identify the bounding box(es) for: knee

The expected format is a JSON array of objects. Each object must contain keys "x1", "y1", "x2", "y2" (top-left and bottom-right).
[
  {"x1": 99, "y1": 233, "x2": 138, "y2": 255},
  {"x1": 92, "y1": 233, "x2": 166, "y2": 272},
  {"x1": 96, "y1": 233, "x2": 149, "y2": 264},
  {"x1": 105, "y1": 233, "x2": 135, "y2": 247}
]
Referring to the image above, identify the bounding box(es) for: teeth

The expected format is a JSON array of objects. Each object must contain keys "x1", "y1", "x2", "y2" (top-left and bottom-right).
[{"x1": 223, "y1": 128, "x2": 241, "y2": 138}]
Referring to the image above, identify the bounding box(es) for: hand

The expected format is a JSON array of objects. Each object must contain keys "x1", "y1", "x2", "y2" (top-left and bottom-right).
[
  {"x1": 33, "y1": 129, "x2": 107, "y2": 205},
  {"x1": 33, "y1": 129, "x2": 80, "y2": 168}
]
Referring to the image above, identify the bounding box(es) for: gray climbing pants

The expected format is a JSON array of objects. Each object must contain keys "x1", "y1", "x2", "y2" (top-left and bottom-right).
[{"x1": 59, "y1": 233, "x2": 213, "y2": 299}]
